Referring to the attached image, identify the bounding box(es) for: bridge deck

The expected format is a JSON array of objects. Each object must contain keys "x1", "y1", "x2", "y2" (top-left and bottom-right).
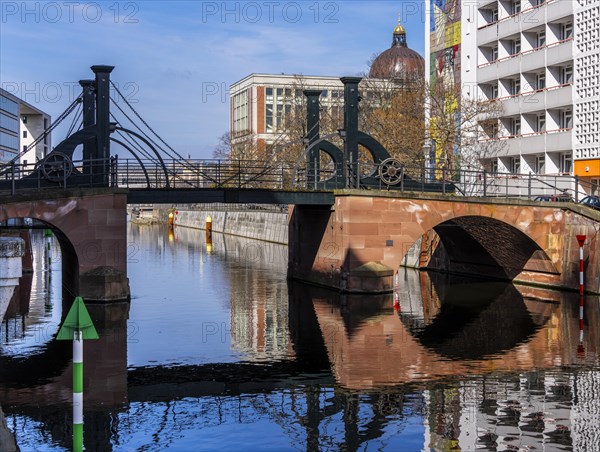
[
  {"x1": 126, "y1": 188, "x2": 335, "y2": 205},
  {"x1": 3, "y1": 187, "x2": 600, "y2": 222}
]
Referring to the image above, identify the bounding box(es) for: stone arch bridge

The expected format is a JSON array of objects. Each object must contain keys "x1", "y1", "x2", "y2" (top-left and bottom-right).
[
  {"x1": 289, "y1": 191, "x2": 600, "y2": 294},
  {"x1": 1, "y1": 188, "x2": 600, "y2": 300}
]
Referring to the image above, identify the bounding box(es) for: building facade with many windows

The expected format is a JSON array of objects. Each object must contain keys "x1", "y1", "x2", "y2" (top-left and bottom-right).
[
  {"x1": 434, "y1": 0, "x2": 598, "y2": 192},
  {"x1": 0, "y1": 87, "x2": 51, "y2": 165},
  {"x1": 230, "y1": 73, "x2": 345, "y2": 157}
]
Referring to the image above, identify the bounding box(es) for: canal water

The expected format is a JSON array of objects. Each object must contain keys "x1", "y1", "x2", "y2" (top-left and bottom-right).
[{"x1": 1, "y1": 224, "x2": 599, "y2": 451}]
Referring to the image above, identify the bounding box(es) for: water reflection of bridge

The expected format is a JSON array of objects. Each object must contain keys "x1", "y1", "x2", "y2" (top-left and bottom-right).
[{"x1": 1, "y1": 241, "x2": 599, "y2": 449}]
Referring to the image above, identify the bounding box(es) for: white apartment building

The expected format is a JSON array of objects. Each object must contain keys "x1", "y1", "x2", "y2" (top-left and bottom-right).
[
  {"x1": 450, "y1": 0, "x2": 599, "y2": 191},
  {"x1": 0, "y1": 87, "x2": 51, "y2": 166}
]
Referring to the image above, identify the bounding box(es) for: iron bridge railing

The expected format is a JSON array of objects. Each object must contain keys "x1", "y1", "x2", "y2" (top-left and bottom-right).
[{"x1": 1, "y1": 157, "x2": 598, "y2": 203}]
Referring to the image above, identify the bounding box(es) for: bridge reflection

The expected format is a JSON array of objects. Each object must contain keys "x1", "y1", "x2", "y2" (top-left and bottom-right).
[{"x1": 295, "y1": 271, "x2": 596, "y2": 390}]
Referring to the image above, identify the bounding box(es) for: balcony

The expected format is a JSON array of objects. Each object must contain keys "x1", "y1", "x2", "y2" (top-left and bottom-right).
[
  {"x1": 547, "y1": 39, "x2": 574, "y2": 66},
  {"x1": 500, "y1": 91, "x2": 544, "y2": 116},
  {"x1": 478, "y1": 52, "x2": 527, "y2": 83},
  {"x1": 497, "y1": 129, "x2": 573, "y2": 156},
  {"x1": 477, "y1": 62, "x2": 499, "y2": 83},
  {"x1": 547, "y1": 0, "x2": 574, "y2": 22},
  {"x1": 477, "y1": 22, "x2": 499, "y2": 46},
  {"x1": 545, "y1": 84, "x2": 573, "y2": 109},
  {"x1": 499, "y1": 84, "x2": 573, "y2": 116},
  {"x1": 545, "y1": 129, "x2": 572, "y2": 152},
  {"x1": 520, "y1": 48, "x2": 546, "y2": 72},
  {"x1": 497, "y1": 55, "x2": 521, "y2": 78},
  {"x1": 520, "y1": 7, "x2": 545, "y2": 33},
  {"x1": 519, "y1": 133, "x2": 547, "y2": 155},
  {"x1": 497, "y1": 16, "x2": 521, "y2": 40}
]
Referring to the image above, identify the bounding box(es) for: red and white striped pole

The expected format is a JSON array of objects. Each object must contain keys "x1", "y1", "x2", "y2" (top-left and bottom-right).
[
  {"x1": 576, "y1": 235, "x2": 586, "y2": 296},
  {"x1": 393, "y1": 270, "x2": 400, "y2": 310},
  {"x1": 576, "y1": 234, "x2": 586, "y2": 351}
]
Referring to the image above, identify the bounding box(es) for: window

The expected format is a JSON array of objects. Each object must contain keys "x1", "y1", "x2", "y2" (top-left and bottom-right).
[
  {"x1": 491, "y1": 9, "x2": 498, "y2": 22},
  {"x1": 265, "y1": 103, "x2": 273, "y2": 133},
  {"x1": 0, "y1": 95, "x2": 18, "y2": 116},
  {"x1": 491, "y1": 121, "x2": 499, "y2": 138},
  {"x1": 491, "y1": 84, "x2": 499, "y2": 99},
  {"x1": 22, "y1": 130, "x2": 27, "y2": 139},
  {"x1": 535, "y1": 155, "x2": 545, "y2": 174},
  {"x1": 265, "y1": 88, "x2": 273, "y2": 96},
  {"x1": 511, "y1": 157, "x2": 521, "y2": 174},
  {"x1": 22, "y1": 115, "x2": 27, "y2": 124},
  {"x1": 0, "y1": 131, "x2": 19, "y2": 150},
  {"x1": 512, "y1": 39, "x2": 521, "y2": 55},
  {"x1": 23, "y1": 145, "x2": 27, "y2": 153},
  {"x1": 511, "y1": 78, "x2": 521, "y2": 95},
  {"x1": 561, "y1": 66, "x2": 573, "y2": 84},
  {"x1": 511, "y1": 1, "x2": 521, "y2": 15},
  {"x1": 561, "y1": 23, "x2": 573, "y2": 40},
  {"x1": 560, "y1": 110, "x2": 573, "y2": 129},
  {"x1": 482, "y1": 120, "x2": 499, "y2": 139},
  {"x1": 537, "y1": 30, "x2": 546, "y2": 48},
  {"x1": 276, "y1": 104, "x2": 284, "y2": 131},
  {"x1": 490, "y1": 160, "x2": 498, "y2": 174},
  {"x1": 511, "y1": 118, "x2": 521, "y2": 135},
  {"x1": 536, "y1": 113, "x2": 546, "y2": 132},
  {"x1": 0, "y1": 112, "x2": 18, "y2": 131},
  {"x1": 533, "y1": 0, "x2": 546, "y2": 6},
  {"x1": 491, "y1": 46, "x2": 498, "y2": 62},
  {"x1": 560, "y1": 153, "x2": 572, "y2": 173},
  {"x1": 537, "y1": 72, "x2": 546, "y2": 90}
]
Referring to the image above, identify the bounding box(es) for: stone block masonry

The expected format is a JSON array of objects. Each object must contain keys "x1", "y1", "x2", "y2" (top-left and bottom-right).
[
  {"x1": 289, "y1": 191, "x2": 600, "y2": 294},
  {"x1": 1, "y1": 189, "x2": 130, "y2": 302}
]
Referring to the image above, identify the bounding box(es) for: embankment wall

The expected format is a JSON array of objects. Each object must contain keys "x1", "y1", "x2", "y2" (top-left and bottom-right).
[{"x1": 173, "y1": 209, "x2": 288, "y2": 245}]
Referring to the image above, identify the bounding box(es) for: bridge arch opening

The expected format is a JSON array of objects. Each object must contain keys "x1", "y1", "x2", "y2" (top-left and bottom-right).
[
  {"x1": 406, "y1": 215, "x2": 558, "y2": 281},
  {"x1": 0, "y1": 217, "x2": 80, "y2": 297}
]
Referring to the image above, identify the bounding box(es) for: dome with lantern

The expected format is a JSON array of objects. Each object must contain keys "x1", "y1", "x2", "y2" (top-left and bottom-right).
[{"x1": 369, "y1": 20, "x2": 425, "y2": 83}]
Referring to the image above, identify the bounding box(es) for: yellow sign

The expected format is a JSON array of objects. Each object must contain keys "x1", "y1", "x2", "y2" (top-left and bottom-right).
[
  {"x1": 444, "y1": 21, "x2": 461, "y2": 48},
  {"x1": 575, "y1": 159, "x2": 600, "y2": 177}
]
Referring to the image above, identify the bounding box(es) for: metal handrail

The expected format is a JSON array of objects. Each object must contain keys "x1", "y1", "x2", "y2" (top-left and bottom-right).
[{"x1": 2, "y1": 157, "x2": 599, "y2": 203}]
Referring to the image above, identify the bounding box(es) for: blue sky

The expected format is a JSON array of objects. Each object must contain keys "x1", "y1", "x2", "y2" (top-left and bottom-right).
[{"x1": 1, "y1": 1, "x2": 427, "y2": 158}]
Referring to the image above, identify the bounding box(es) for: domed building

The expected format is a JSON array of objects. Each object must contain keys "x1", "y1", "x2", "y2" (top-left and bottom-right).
[
  {"x1": 369, "y1": 21, "x2": 424, "y2": 84},
  {"x1": 230, "y1": 19, "x2": 426, "y2": 156}
]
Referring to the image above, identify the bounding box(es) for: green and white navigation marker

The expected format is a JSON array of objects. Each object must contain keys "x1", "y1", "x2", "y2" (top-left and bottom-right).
[{"x1": 57, "y1": 296, "x2": 99, "y2": 452}]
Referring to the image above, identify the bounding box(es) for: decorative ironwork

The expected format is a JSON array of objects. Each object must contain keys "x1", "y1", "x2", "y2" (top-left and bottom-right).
[
  {"x1": 379, "y1": 158, "x2": 404, "y2": 185},
  {"x1": 41, "y1": 153, "x2": 73, "y2": 183}
]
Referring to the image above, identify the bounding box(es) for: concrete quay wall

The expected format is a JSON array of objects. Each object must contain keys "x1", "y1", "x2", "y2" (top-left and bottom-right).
[{"x1": 173, "y1": 209, "x2": 288, "y2": 245}]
